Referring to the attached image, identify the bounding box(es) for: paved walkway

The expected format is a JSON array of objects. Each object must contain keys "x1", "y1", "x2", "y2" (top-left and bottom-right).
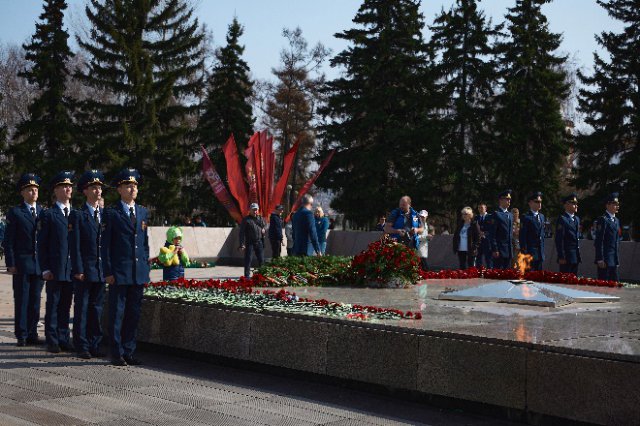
[{"x1": 0, "y1": 267, "x2": 515, "y2": 426}]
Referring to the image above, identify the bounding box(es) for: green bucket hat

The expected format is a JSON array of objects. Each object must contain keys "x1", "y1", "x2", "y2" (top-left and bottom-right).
[{"x1": 166, "y1": 226, "x2": 183, "y2": 242}]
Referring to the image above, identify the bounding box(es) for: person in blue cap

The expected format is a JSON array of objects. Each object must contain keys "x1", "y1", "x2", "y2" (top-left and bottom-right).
[
  {"x1": 486, "y1": 190, "x2": 514, "y2": 269},
  {"x1": 38, "y1": 171, "x2": 76, "y2": 353},
  {"x1": 594, "y1": 193, "x2": 622, "y2": 281},
  {"x1": 102, "y1": 168, "x2": 150, "y2": 366},
  {"x1": 69, "y1": 170, "x2": 107, "y2": 359},
  {"x1": 519, "y1": 191, "x2": 546, "y2": 271},
  {"x1": 3, "y1": 173, "x2": 45, "y2": 347},
  {"x1": 555, "y1": 193, "x2": 581, "y2": 274}
]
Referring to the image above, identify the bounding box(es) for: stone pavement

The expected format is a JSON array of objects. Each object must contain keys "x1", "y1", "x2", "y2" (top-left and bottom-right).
[{"x1": 0, "y1": 267, "x2": 516, "y2": 426}]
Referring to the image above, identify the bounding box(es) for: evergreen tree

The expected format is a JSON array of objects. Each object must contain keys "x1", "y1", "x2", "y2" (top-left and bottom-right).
[
  {"x1": 428, "y1": 0, "x2": 502, "y2": 215},
  {"x1": 492, "y1": 0, "x2": 569, "y2": 207},
  {"x1": 195, "y1": 17, "x2": 254, "y2": 224},
  {"x1": 10, "y1": 0, "x2": 75, "y2": 190},
  {"x1": 575, "y1": 0, "x2": 640, "y2": 237},
  {"x1": 319, "y1": 0, "x2": 441, "y2": 227},
  {"x1": 0, "y1": 93, "x2": 11, "y2": 212},
  {"x1": 77, "y1": 0, "x2": 205, "y2": 218}
]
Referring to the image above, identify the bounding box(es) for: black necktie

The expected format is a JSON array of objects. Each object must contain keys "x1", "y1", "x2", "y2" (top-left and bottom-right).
[
  {"x1": 30, "y1": 207, "x2": 36, "y2": 219},
  {"x1": 63, "y1": 207, "x2": 69, "y2": 218},
  {"x1": 94, "y1": 208, "x2": 99, "y2": 223},
  {"x1": 129, "y1": 207, "x2": 136, "y2": 225}
]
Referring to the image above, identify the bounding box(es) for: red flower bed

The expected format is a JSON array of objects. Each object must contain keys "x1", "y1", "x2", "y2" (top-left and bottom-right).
[
  {"x1": 351, "y1": 238, "x2": 420, "y2": 285},
  {"x1": 146, "y1": 276, "x2": 423, "y2": 320},
  {"x1": 419, "y1": 267, "x2": 621, "y2": 288}
]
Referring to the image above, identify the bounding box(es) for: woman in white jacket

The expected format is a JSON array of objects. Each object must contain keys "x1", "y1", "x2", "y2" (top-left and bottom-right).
[{"x1": 417, "y1": 210, "x2": 433, "y2": 270}]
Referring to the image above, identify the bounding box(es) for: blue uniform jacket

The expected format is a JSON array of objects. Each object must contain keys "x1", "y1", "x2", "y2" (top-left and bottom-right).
[
  {"x1": 519, "y1": 211, "x2": 546, "y2": 262},
  {"x1": 486, "y1": 210, "x2": 513, "y2": 258},
  {"x1": 268, "y1": 213, "x2": 283, "y2": 241},
  {"x1": 70, "y1": 204, "x2": 104, "y2": 283},
  {"x1": 292, "y1": 207, "x2": 320, "y2": 255},
  {"x1": 3, "y1": 204, "x2": 44, "y2": 275},
  {"x1": 594, "y1": 214, "x2": 621, "y2": 266},
  {"x1": 101, "y1": 204, "x2": 150, "y2": 285},
  {"x1": 555, "y1": 213, "x2": 581, "y2": 264},
  {"x1": 37, "y1": 206, "x2": 73, "y2": 281}
]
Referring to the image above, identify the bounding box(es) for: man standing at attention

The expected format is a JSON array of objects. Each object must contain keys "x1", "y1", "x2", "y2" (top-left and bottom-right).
[
  {"x1": 239, "y1": 203, "x2": 266, "y2": 278},
  {"x1": 519, "y1": 192, "x2": 546, "y2": 271},
  {"x1": 38, "y1": 171, "x2": 76, "y2": 353},
  {"x1": 486, "y1": 190, "x2": 513, "y2": 269},
  {"x1": 474, "y1": 202, "x2": 492, "y2": 268},
  {"x1": 3, "y1": 173, "x2": 44, "y2": 347},
  {"x1": 292, "y1": 194, "x2": 321, "y2": 256},
  {"x1": 594, "y1": 193, "x2": 622, "y2": 281},
  {"x1": 555, "y1": 193, "x2": 581, "y2": 275},
  {"x1": 102, "y1": 169, "x2": 150, "y2": 366},
  {"x1": 70, "y1": 170, "x2": 107, "y2": 359}
]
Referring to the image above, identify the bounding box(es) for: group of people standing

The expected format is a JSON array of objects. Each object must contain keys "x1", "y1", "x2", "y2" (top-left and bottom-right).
[
  {"x1": 385, "y1": 190, "x2": 624, "y2": 282},
  {"x1": 3, "y1": 169, "x2": 151, "y2": 366},
  {"x1": 238, "y1": 194, "x2": 330, "y2": 278}
]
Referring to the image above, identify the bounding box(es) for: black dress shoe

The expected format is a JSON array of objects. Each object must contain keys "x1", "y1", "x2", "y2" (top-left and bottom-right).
[
  {"x1": 59, "y1": 343, "x2": 75, "y2": 352},
  {"x1": 111, "y1": 357, "x2": 128, "y2": 366},
  {"x1": 26, "y1": 337, "x2": 43, "y2": 345},
  {"x1": 123, "y1": 356, "x2": 142, "y2": 366},
  {"x1": 47, "y1": 344, "x2": 61, "y2": 353},
  {"x1": 89, "y1": 349, "x2": 105, "y2": 358},
  {"x1": 78, "y1": 351, "x2": 92, "y2": 359},
  {"x1": 16, "y1": 339, "x2": 26, "y2": 347}
]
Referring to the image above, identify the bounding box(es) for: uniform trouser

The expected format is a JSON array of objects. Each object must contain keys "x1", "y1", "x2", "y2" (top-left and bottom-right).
[
  {"x1": 493, "y1": 257, "x2": 512, "y2": 269},
  {"x1": 530, "y1": 260, "x2": 543, "y2": 271},
  {"x1": 73, "y1": 280, "x2": 106, "y2": 353},
  {"x1": 559, "y1": 263, "x2": 579, "y2": 275},
  {"x1": 474, "y1": 240, "x2": 493, "y2": 268},
  {"x1": 13, "y1": 274, "x2": 44, "y2": 341},
  {"x1": 270, "y1": 239, "x2": 282, "y2": 258},
  {"x1": 457, "y1": 251, "x2": 473, "y2": 270},
  {"x1": 597, "y1": 266, "x2": 619, "y2": 282},
  {"x1": 244, "y1": 241, "x2": 264, "y2": 278},
  {"x1": 45, "y1": 280, "x2": 73, "y2": 346},
  {"x1": 108, "y1": 284, "x2": 144, "y2": 359}
]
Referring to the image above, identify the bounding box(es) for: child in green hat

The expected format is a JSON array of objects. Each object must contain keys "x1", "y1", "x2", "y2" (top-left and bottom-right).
[{"x1": 158, "y1": 226, "x2": 190, "y2": 281}]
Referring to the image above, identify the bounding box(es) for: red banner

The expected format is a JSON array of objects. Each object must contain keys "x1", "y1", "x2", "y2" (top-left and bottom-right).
[
  {"x1": 288, "y1": 150, "x2": 335, "y2": 220},
  {"x1": 223, "y1": 134, "x2": 250, "y2": 216},
  {"x1": 201, "y1": 146, "x2": 243, "y2": 224},
  {"x1": 268, "y1": 140, "x2": 299, "y2": 215}
]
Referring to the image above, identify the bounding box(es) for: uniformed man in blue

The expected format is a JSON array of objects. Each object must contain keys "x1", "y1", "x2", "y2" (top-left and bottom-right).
[
  {"x1": 555, "y1": 193, "x2": 581, "y2": 275},
  {"x1": 594, "y1": 193, "x2": 622, "y2": 281},
  {"x1": 3, "y1": 173, "x2": 45, "y2": 347},
  {"x1": 486, "y1": 190, "x2": 513, "y2": 269},
  {"x1": 70, "y1": 170, "x2": 107, "y2": 359},
  {"x1": 519, "y1": 191, "x2": 546, "y2": 271},
  {"x1": 38, "y1": 171, "x2": 75, "y2": 353},
  {"x1": 384, "y1": 196, "x2": 423, "y2": 249},
  {"x1": 102, "y1": 168, "x2": 150, "y2": 366}
]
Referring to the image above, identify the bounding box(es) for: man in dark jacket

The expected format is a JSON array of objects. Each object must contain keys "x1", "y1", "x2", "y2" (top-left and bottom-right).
[
  {"x1": 268, "y1": 205, "x2": 284, "y2": 258},
  {"x1": 486, "y1": 190, "x2": 514, "y2": 269},
  {"x1": 239, "y1": 203, "x2": 266, "y2": 277},
  {"x1": 555, "y1": 193, "x2": 581, "y2": 275},
  {"x1": 594, "y1": 193, "x2": 622, "y2": 281},
  {"x1": 3, "y1": 173, "x2": 44, "y2": 347},
  {"x1": 70, "y1": 170, "x2": 106, "y2": 359},
  {"x1": 292, "y1": 194, "x2": 321, "y2": 256},
  {"x1": 38, "y1": 171, "x2": 76, "y2": 353},
  {"x1": 519, "y1": 191, "x2": 546, "y2": 271}
]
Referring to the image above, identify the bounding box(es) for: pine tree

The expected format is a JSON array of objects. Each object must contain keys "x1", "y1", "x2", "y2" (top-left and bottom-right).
[
  {"x1": 428, "y1": 0, "x2": 502, "y2": 215},
  {"x1": 195, "y1": 17, "x2": 254, "y2": 224},
  {"x1": 77, "y1": 0, "x2": 205, "y2": 217},
  {"x1": 575, "y1": 0, "x2": 640, "y2": 237},
  {"x1": 319, "y1": 0, "x2": 441, "y2": 227},
  {"x1": 10, "y1": 0, "x2": 75, "y2": 188},
  {"x1": 492, "y1": 0, "x2": 569, "y2": 207}
]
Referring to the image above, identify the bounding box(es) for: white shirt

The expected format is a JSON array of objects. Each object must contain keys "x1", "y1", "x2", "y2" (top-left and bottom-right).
[
  {"x1": 86, "y1": 202, "x2": 101, "y2": 223},
  {"x1": 24, "y1": 202, "x2": 37, "y2": 216},
  {"x1": 606, "y1": 211, "x2": 616, "y2": 220},
  {"x1": 55, "y1": 201, "x2": 71, "y2": 215},
  {"x1": 120, "y1": 200, "x2": 135, "y2": 216},
  {"x1": 458, "y1": 223, "x2": 470, "y2": 252}
]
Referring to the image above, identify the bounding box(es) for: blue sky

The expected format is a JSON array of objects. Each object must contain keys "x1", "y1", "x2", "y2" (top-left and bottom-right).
[{"x1": 0, "y1": 0, "x2": 622, "y2": 81}]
